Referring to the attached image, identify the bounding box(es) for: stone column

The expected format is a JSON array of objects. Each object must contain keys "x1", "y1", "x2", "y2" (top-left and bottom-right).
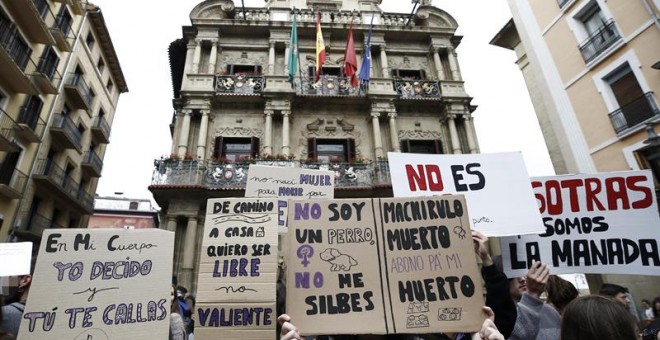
[
  {"x1": 432, "y1": 47, "x2": 445, "y2": 80},
  {"x1": 207, "y1": 40, "x2": 218, "y2": 74},
  {"x1": 379, "y1": 45, "x2": 390, "y2": 78},
  {"x1": 171, "y1": 111, "x2": 183, "y2": 155},
  {"x1": 166, "y1": 215, "x2": 177, "y2": 232},
  {"x1": 268, "y1": 41, "x2": 276, "y2": 76},
  {"x1": 447, "y1": 47, "x2": 462, "y2": 81},
  {"x1": 371, "y1": 112, "x2": 383, "y2": 158},
  {"x1": 181, "y1": 216, "x2": 198, "y2": 289},
  {"x1": 388, "y1": 112, "x2": 400, "y2": 152},
  {"x1": 282, "y1": 110, "x2": 291, "y2": 154},
  {"x1": 464, "y1": 114, "x2": 478, "y2": 154},
  {"x1": 284, "y1": 42, "x2": 290, "y2": 77},
  {"x1": 196, "y1": 109, "x2": 210, "y2": 159},
  {"x1": 447, "y1": 114, "x2": 462, "y2": 154},
  {"x1": 192, "y1": 39, "x2": 202, "y2": 74},
  {"x1": 263, "y1": 110, "x2": 274, "y2": 155},
  {"x1": 177, "y1": 109, "x2": 192, "y2": 157}
]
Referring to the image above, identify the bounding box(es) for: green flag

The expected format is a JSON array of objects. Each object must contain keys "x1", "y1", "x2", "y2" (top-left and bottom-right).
[{"x1": 288, "y1": 9, "x2": 298, "y2": 84}]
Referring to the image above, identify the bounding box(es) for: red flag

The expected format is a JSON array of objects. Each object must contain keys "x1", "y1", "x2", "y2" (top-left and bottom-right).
[
  {"x1": 343, "y1": 20, "x2": 358, "y2": 87},
  {"x1": 315, "y1": 10, "x2": 326, "y2": 81}
]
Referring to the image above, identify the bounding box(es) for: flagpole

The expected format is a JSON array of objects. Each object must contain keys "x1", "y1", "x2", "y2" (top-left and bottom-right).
[{"x1": 297, "y1": 43, "x2": 304, "y2": 94}]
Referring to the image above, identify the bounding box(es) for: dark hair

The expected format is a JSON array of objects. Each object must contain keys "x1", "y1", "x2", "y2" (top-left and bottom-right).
[
  {"x1": 653, "y1": 297, "x2": 660, "y2": 318},
  {"x1": 546, "y1": 275, "x2": 579, "y2": 314},
  {"x1": 171, "y1": 286, "x2": 182, "y2": 315},
  {"x1": 561, "y1": 295, "x2": 638, "y2": 340},
  {"x1": 598, "y1": 283, "x2": 627, "y2": 297}
]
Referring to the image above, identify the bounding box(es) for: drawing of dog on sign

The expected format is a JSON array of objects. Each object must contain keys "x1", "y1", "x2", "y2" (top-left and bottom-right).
[{"x1": 320, "y1": 248, "x2": 358, "y2": 271}]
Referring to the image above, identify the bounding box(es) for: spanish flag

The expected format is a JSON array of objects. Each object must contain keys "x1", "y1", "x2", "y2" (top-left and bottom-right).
[{"x1": 315, "y1": 9, "x2": 326, "y2": 81}]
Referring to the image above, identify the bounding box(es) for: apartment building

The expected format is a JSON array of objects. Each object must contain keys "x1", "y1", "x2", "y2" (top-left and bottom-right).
[
  {"x1": 491, "y1": 0, "x2": 660, "y2": 301},
  {"x1": 0, "y1": 0, "x2": 128, "y2": 244},
  {"x1": 150, "y1": 0, "x2": 478, "y2": 292}
]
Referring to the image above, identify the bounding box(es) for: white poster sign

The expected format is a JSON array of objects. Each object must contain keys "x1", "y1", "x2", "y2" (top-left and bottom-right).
[
  {"x1": 245, "y1": 165, "x2": 335, "y2": 233},
  {"x1": 0, "y1": 242, "x2": 32, "y2": 276},
  {"x1": 388, "y1": 152, "x2": 544, "y2": 236},
  {"x1": 501, "y1": 171, "x2": 660, "y2": 277}
]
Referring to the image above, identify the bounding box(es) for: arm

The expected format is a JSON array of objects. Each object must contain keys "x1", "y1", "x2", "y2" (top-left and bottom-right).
[
  {"x1": 473, "y1": 231, "x2": 516, "y2": 338},
  {"x1": 508, "y1": 262, "x2": 550, "y2": 340}
]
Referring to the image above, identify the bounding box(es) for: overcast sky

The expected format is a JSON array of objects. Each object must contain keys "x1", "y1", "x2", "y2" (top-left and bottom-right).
[{"x1": 93, "y1": 0, "x2": 555, "y2": 203}]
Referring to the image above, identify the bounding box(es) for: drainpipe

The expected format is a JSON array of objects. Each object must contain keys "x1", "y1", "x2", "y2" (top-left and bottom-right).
[
  {"x1": 8, "y1": 5, "x2": 96, "y2": 242},
  {"x1": 641, "y1": 0, "x2": 660, "y2": 29}
]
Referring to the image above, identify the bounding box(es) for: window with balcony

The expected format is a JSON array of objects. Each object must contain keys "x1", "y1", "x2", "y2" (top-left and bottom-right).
[
  {"x1": 55, "y1": 6, "x2": 73, "y2": 37},
  {"x1": 392, "y1": 69, "x2": 427, "y2": 80},
  {"x1": 213, "y1": 136, "x2": 259, "y2": 162},
  {"x1": 605, "y1": 63, "x2": 659, "y2": 133},
  {"x1": 37, "y1": 46, "x2": 60, "y2": 80},
  {"x1": 86, "y1": 33, "x2": 95, "y2": 50},
  {"x1": 307, "y1": 138, "x2": 356, "y2": 163},
  {"x1": 226, "y1": 64, "x2": 262, "y2": 75},
  {"x1": 0, "y1": 12, "x2": 32, "y2": 71},
  {"x1": 576, "y1": 5, "x2": 620, "y2": 63},
  {"x1": 400, "y1": 139, "x2": 443, "y2": 154},
  {"x1": 0, "y1": 148, "x2": 22, "y2": 186},
  {"x1": 18, "y1": 96, "x2": 44, "y2": 130},
  {"x1": 97, "y1": 58, "x2": 105, "y2": 74}
]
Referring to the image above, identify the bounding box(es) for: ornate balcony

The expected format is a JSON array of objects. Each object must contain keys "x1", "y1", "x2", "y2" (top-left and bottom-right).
[
  {"x1": 0, "y1": 26, "x2": 39, "y2": 94},
  {"x1": 298, "y1": 76, "x2": 361, "y2": 96},
  {"x1": 50, "y1": 113, "x2": 82, "y2": 152},
  {"x1": 63, "y1": 73, "x2": 93, "y2": 110},
  {"x1": 215, "y1": 75, "x2": 264, "y2": 95},
  {"x1": 91, "y1": 116, "x2": 111, "y2": 144},
  {"x1": 609, "y1": 92, "x2": 660, "y2": 134},
  {"x1": 0, "y1": 167, "x2": 27, "y2": 199},
  {"x1": 81, "y1": 151, "x2": 103, "y2": 178},
  {"x1": 1, "y1": 0, "x2": 56, "y2": 44},
  {"x1": 151, "y1": 159, "x2": 391, "y2": 191},
  {"x1": 0, "y1": 108, "x2": 20, "y2": 152},
  {"x1": 579, "y1": 20, "x2": 620, "y2": 63},
  {"x1": 32, "y1": 159, "x2": 94, "y2": 214},
  {"x1": 394, "y1": 80, "x2": 441, "y2": 99}
]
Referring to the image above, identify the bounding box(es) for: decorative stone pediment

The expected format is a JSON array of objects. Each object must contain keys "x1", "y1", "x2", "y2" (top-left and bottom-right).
[
  {"x1": 414, "y1": 7, "x2": 458, "y2": 29},
  {"x1": 215, "y1": 126, "x2": 264, "y2": 138},
  {"x1": 190, "y1": 0, "x2": 236, "y2": 20}
]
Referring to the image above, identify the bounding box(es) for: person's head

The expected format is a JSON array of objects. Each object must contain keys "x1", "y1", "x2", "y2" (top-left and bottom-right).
[
  {"x1": 561, "y1": 295, "x2": 638, "y2": 340},
  {"x1": 599, "y1": 283, "x2": 629, "y2": 308},
  {"x1": 509, "y1": 276, "x2": 527, "y2": 300},
  {"x1": 170, "y1": 286, "x2": 181, "y2": 315},
  {"x1": 653, "y1": 297, "x2": 660, "y2": 318},
  {"x1": 642, "y1": 299, "x2": 651, "y2": 309},
  {"x1": 546, "y1": 275, "x2": 579, "y2": 314},
  {"x1": 175, "y1": 285, "x2": 188, "y2": 299}
]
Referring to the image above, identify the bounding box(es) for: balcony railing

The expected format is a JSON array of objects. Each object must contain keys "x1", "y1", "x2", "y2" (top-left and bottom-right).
[
  {"x1": 33, "y1": 53, "x2": 62, "y2": 94},
  {"x1": 0, "y1": 108, "x2": 20, "y2": 152},
  {"x1": 64, "y1": 73, "x2": 93, "y2": 109},
  {"x1": 49, "y1": 12, "x2": 74, "y2": 51},
  {"x1": 609, "y1": 92, "x2": 660, "y2": 133},
  {"x1": 394, "y1": 80, "x2": 441, "y2": 99},
  {"x1": 81, "y1": 150, "x2": 103, "y2": 178},
  {"x1": 51, "y1": 113, "x2": 82, "y2": 150},
  {"x1": 557, "y1": 0, "x2": 570, "y2": 8},
  {"x1": 0, "y1": 167, "x2": 28, "y2": 199},
  {"x1": 16, "y1": 105, "x2": 46, "y2": 142},
  {"x1": 215, "y1": 75, "x2": 264, "y2": 95},
  {"x1": 1, "y1": 0, "x2": 56, "y2": 44},
  {"x1": 91, "y1": 116, "x2": 111, "y2": 143},
  {"x1": 235, "y1": 8, "x2": 416, "y2": 28},
  {"x1": 0, "y1": 26, "x2": 33, "y2": 71},
  {"x1": 151, "y1": 159, "x2": 396, "y2": 190},
  {"x1": 579, "y1": 20, "x2": 620, "y2": 63},
  {"x1": 298, "y1": 76, "x2": 361, "y2": 96},
  {"x1": 14, "y1": 212, "x2": 66, "y2": 238},
  {"x1": 33, "y1": 159, "x2": 94, "y2": 213}
]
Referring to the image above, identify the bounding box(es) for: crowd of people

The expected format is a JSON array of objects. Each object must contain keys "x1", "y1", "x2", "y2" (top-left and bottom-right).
[{"x1": 2, "y1": 231, "x2": 659, "y2": 339}]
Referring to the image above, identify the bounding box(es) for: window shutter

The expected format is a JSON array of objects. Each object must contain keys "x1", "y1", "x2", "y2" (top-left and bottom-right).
[
  {"x1": 433, "y1": 139, "x2": 443, "y2": 154},
  {"x1": 347, "y1": 138, "x2": 356, "y2": 163},
  {"x1": 400, "y1": 139, "x2": 410, "y2": 153},
  {"x1": 307, "y1": 138, "x2": 317, "y2": 160},
  {"x1": 251, "y1": 137, "x2": 260, "y2": 157},
  {"x1": 214, "y1": 136, "x2": 224, "y2": 159}
]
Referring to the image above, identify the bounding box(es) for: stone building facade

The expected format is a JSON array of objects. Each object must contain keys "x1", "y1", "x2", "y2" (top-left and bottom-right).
[
  {"x1": 151, "y1": 0, "x2": 478, "y2": 292},
  {"x1": 0, "y1": 1, "x2": 128, "y2": 244}
]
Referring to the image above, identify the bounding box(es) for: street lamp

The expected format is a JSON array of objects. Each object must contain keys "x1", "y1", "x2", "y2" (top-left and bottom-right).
[{"x1": 643, "y1": 122, "x2": 660, "y2": 146}]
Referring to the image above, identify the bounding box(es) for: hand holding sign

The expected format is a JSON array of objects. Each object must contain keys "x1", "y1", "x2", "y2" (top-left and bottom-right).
[{"x1": 525, "y1": 261, "x2": 549, "y2": 299}]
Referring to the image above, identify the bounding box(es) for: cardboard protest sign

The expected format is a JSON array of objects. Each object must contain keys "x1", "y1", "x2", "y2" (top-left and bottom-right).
[
  {"x1": 245, "y1": 165, "x2": 335, "y2": 233},
  {"x1": 286, "y1": 196, "x2": 485, "y2": 335},
  {"x1": 195, "y1": 198, "x2": 279, "y2": 340},
  {"x1": 501, "y1": 171, "x2": 660, "y2": 277},
  {"x1": 19, "y1": 229, "x2": 173, "y2": 340},
  {"x1": 0, "y1": 242, "x2": 32, "y2": 276},
  {"x1": 388, "y1": 151, "x2": 544, "y2": 236}
]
